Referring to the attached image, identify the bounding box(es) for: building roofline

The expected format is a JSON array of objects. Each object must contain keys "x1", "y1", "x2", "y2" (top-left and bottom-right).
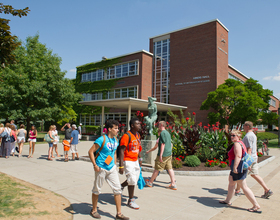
[
  {"x1": 149, "y1": 19, "x2": 229, "y2": 39},
  {"x1": 76, "y1": 50, "x2": 153, "y2": 68},
  {"x1": 228, "y1": 64, "x2": 250, "y2": 80}
]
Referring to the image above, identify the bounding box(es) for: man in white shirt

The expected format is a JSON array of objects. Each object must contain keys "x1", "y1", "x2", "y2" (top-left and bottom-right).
[{"x1": 235, "y1": 121, "x2": 273, "y2": 199}]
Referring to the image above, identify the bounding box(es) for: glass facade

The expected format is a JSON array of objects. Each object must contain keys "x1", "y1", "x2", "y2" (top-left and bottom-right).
[
  {"x1": 81, "y1": 61, "x2": 138, "y2": 82},
  {"x1": 228, "y1": 73, "x2": 244, "y2": 83},
  {"x1": 80, "y1": 113, "x2": 127, "y2": 126},
  {"x1": 153, "y1": 39, "x2": 170, "y2": 103},
  {"x1": 82, "y1": 86, "x2": 137, "y2": 101}
]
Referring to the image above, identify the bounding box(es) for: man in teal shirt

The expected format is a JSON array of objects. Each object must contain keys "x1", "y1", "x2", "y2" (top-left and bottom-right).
[{"x1": 145, "y1": 121, "x2": 177, "y2": 190}]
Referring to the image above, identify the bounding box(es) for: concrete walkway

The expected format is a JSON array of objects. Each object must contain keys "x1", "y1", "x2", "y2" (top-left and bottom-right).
[{"x1": 0, "y1": 141, "x2": 279, "y2": 220}]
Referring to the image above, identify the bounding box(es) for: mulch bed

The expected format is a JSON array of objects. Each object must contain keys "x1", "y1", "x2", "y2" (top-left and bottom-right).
[{"x1": 173, "y1": 155, "x2": 271, "y2": 171}]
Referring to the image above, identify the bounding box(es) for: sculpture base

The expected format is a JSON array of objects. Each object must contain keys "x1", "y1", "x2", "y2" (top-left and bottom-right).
[
  {"x1": 141, "y1": 140, "x2": 157, "y2": 166},
  {"x1": 145, "y1": 134, "x2": 157, "y2": 141}
]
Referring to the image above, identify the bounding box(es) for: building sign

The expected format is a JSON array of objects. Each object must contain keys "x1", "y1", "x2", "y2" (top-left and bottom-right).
[{"x1": 175, "y1": 76, "x2": 210, "y2": 86}]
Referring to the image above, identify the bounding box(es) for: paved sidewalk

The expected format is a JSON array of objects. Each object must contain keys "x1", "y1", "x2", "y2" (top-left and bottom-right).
[{"x1": 0, "y1": 141, "x2": 279, "y2": 220}]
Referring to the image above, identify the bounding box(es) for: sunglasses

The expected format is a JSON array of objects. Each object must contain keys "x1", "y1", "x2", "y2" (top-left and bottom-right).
[{"x1": 230, "y1": 134, "x2": 236, "y2": 137}]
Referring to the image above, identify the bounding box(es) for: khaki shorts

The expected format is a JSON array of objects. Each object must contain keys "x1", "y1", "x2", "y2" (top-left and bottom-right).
[
  {"x1": 155, "y1": 155, "x2": 172, "y2": 171},
  {"x1": 248, "y1": 162, "x2": 259, "y2": 175}
]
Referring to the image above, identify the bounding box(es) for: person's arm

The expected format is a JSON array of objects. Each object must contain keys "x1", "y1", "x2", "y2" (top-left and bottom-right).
[
  {"x1": 34, "y1": 130, "x2": 37, "y2": 137},
  {"x1": 159, "y1": 143, "x2": 165, "y2": 162},
  {"x1": 70, "y1": 137, "x2": 73, "y2": 144},
  {"x1": 233, "y1": 142, "x2": 242, "y2": 173},
  {"x1": 146, "y1": 143, "x2": 158, "y2": 153},
  {"x1": 49, "y1": 131, "x2": 54, "y2": 140},
  {"x1": 61, "y1": 123, "x2": 67, "y2": 131},
  {"x1": 88, "y1": 143, "x2": 100, "y2": 172}
]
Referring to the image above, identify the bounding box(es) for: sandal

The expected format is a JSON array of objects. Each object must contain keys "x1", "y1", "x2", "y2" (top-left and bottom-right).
[
  {"x1": 247, "y1": 207, "x2": 262, "y2": 213},
  {"x1": 47, "y1": 158, "x2": 53, "y2": 161},
  {"x1": 90, "y1": 209, "x2": 101, "y2": 219},
  {"x1": 219, "y1": 201, "x2": 232, "y2": 205}
]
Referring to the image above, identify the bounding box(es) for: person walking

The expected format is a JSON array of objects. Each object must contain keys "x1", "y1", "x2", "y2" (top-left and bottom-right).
[
  {"x1": 51, "y1": 125, "x2": 60, "y2": 158},
  {"x1": 10, "y1": 120, "x2": 17, "y2": 130},
  {"x1": 47, "y1": 125, "x2": 55, "y2": 161},
  {"x1": 119, "y1": 118, "x2": 142, "y2": 210},
  {"x1": 69, "y1": 124, "x2": 79, "y2": 161},
  {"x1": 235, "y1": 121, "x2": 273, "y2": 198},
  {"x1": 17, "y1": 124, "x2": 27, "y2": 157},
  {"x1": 88, "y1": 119, "x2": 129, "y2": 220},
  {"x1": 0, "y1": 123, "x2": 12, "y2": 158},
  {"x1": 10, "y1": 125, "x2": 17, "y2": 156},
  {"x1": 28, "y1": 125, "x2": 37, "y2": 158},
  {"x1": 145, "y1": 121, "x2": 177, "y2": 190},
  {"x1": 219, "y1": 129, "x2": 261, "y2": 213}
]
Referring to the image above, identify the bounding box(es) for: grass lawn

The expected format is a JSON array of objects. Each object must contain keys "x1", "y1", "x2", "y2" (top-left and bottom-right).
[{"x1": 267, "y1": 139, "x2": 280, "y2": 148}]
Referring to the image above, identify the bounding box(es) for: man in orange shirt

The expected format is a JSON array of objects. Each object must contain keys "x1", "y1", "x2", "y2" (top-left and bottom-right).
[{"x1": 119, "y1": 118, "x2": 142, "y2": 210}]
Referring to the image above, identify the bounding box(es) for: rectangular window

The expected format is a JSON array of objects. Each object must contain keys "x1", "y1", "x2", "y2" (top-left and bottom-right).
[
  {"x1": 91, "y1": 71, "x2": 97, "y2": 82},
  {"x1": 116, "y1": 65, "x2": 122, "y2": 78},
  {"x1": 97, "y1": 69, "x2": 103, "y2": 81},
  {"x1": 115, "y1": 89, "x2": 120, "y2": 99},
  {"x1": 122, "y1": 63, "x2": 128, "y2": 77},
  {"x1": 109, "y1": 67, "x2": 115, "y2": 79},
  {"x1": 121, "y1": 88, "x2": 128, "y2": 98},
  {"x1": 129, "y1": 62, "x2": 136, "y2": 76}
]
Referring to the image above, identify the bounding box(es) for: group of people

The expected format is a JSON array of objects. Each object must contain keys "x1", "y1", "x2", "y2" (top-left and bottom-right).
[
  {"x1": 0, "y1": 120, "x2": 38, "y2": 158},
  {"x1": 88, "y1": 118, "x2": 176, "y2": 220},
  {"x1": 219, "y1": 121, "x2": 273, "y2": 213}
]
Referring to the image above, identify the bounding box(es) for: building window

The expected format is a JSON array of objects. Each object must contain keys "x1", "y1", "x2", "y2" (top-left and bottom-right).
[
  {"x1": 153, "y1": 39, "x2": 170, "y2": 103},
  {"x1": 80, "y1": 113, "x2": 127, "y2": 126},
  {"x1": 228, "y1": 73, "x2": 244, "y2": 83},
  {"x1": 82, "y1": 86, "x2": 138, "y2": 101},
  {"x1": 80, "y1": 61, "x2": 138, "y2": 83},
  {"x1": 270, "y1": 98, "x2": 276, "y2": 107}
]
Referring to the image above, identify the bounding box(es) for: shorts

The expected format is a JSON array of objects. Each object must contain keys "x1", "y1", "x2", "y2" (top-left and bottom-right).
[
  {"x1": 28, "y1": 138, "x2": 36, "y2": 142},
  {"x1": 70, "y1": 144, "x2": 78, "y2": 153},
  {"x1": 155, "y1": 155, "x2": 172, "y2": 171},
  {"x1": 248, "y1": 162, "x2": 259, "y2": 175},
  {"x1": 92, "y1": 165, "x2": 121, "y2": 195},
  {"x1": 230, "y1": 169, "x2": 248, "y2": 181},
  {"x1": 124, "y1": 160, "x2": 140, "y2": 186},
  {"x1": 17, "y1": 137, "x2": 25, "y2": 143},
  {"x1": 48, "y1": 143, "x2": 53, "y2": 148}
]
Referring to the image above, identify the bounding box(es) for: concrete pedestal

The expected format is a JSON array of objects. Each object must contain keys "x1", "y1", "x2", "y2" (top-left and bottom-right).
[{"x1": 141, "y1": 140, "x2": 157, "y2": 167}]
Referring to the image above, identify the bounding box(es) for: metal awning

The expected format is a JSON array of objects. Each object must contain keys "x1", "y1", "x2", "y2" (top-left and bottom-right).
[{"x1": 79, "y1": 97, "x2": 187, "y2": 132}]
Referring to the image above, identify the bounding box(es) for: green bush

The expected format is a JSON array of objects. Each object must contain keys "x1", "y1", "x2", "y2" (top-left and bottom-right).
[
  {"x1": 257, "y1": 132, "x2": 278, "y2": 140},
  {"x1": 172, "y1": 158, "x2": 183, "y2": 169},
  {"x1": 84, "y1": 125, "x2": 101, "y2": 135},
  {"x1": 184, "y1": 155, "x2": 201, "y2": 167}
]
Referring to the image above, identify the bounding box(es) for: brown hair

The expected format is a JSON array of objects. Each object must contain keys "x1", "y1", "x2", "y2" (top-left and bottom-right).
[
  {"x1": 159, "y1": 121, "x2": 167, "y2": 128},
  {"x1": 244, "y1": 121, "x2": 253, "y2": 129},
  {"x1": 5, "y1": 123, "x2": 11, "y2": 128},
  {"x1": 10, "y1": 125, "x2": 16, "y2": 131},
  {"x1": 20, "y1": 124, "x2": 25, "y2": 129},
  {"x1": 0, "y1": 123, "x2": 4, "y2": 128}
]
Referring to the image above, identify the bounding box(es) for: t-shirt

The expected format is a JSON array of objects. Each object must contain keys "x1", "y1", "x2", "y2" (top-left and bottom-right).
[
  {"x1": 157, "y1": 130, "x2": 172, "y2": 157},
  {"x1": 120, "y1": 131, "x2": 142, "y2": 161},
  {"x1": 242, "y1": 131, "x2": 258, "y2": 162},
  {"x1": 95, "y1": 135, "x2": 119, "y2": 171},
  {"x1": 228, "y1": 141, "x2": 247, "y2": 166},
  {"x1": 71, "y1": 130, "x2": 79, "y2": 145},
  {"x1": 65, "y1": 127, "x2": 72, "y2": 140}
]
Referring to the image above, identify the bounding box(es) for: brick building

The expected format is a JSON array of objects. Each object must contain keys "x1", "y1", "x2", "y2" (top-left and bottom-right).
[{"x1": 77, "y1": 19, "x2": 279, "y2": 129}]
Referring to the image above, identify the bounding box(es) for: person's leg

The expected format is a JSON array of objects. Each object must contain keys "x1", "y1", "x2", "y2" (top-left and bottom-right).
[
  {"x1": 31, "y1": 142, "x2": 35, "y2": 157},
  {"x1": 48, "y1": 146, "x2": 53, "y2": 160},
  {"x1": 251, "y1": 174, "x2": 269, "y2": 192},
  {"x1": 221, "y1": 175, "x2": 236, "y2": 204},
  {"x1": 114, "y1": 194, "x2": 122, "y2": 214},
  {"x1": 76, "y1": 152, "x2": 79, "y2": 159},
  {"x1": 18, "y1": 142, "x2": 23, "y2": 157},
  {"x1": 51, "y1": 144, "x2": 55, "y2": 158},
  {"x1": 54, "y1": 144, "x2": 60, "y2": 157},
  {"x1": 238, "y1": 179, "x2": 260, "y2": 210},
  {"x1": 149, "y1": 170, "x2": 160, "y2": 183},
  {"x1": 128, "y1": 185, "x2": 135, "y2": 200},
  {"x1": 91, "y1": 193, "x2": 99, "y2": 213},
  {"x1": 28, "y1": 141, "x2": 32, "y2": 158},
  {"x1": 167, "y1": 169, "x2": 176, "y2": 185},
  {"x1": 121, "y1": 180, "x2": 128, "y2": 189},
  {"x1": 72, "y1": 153, "x2": 75, "y2": 160}
]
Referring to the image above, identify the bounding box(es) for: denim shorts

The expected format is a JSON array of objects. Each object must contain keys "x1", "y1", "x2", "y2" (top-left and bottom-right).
[{"x1": 48, "y1": 143, "x2": 53, "y2": 148}]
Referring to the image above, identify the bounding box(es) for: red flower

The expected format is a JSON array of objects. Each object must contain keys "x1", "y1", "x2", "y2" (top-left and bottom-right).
[
  {"x1": 226, "y1": 116, "x2": 229, "y2": 120},
  {"x1": 192, "y1": 112, "x2": 196, "y2": 115},
  {"x1": 208, "y1": 124, "x2": 210, "y2": 127},
  {"x1": 140, "y1": 113, "x2": 144, "y2": 117},
  {"x1": 166, "y1": 122, "x2": 169, "y2": 125},
  {"x1": 186, "y1": 117, "x2": 189, "y2": 121},
  {"x1": 190, "y1": 125, "x2": 193, "y2": 128}
]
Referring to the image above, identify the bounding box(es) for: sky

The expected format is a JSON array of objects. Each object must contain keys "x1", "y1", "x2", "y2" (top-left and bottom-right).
[{"x1": 3, "y1": 0, "x2": 280, "y2": 98}]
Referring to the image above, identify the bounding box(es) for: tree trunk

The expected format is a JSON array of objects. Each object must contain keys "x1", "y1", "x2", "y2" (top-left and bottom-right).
[{"x1": 26, "y1": 117, "x2": 30, "y2": 139}]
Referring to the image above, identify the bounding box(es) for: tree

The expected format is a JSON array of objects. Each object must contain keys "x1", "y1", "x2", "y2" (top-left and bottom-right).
[
  {"x1": 0, "y1": 3, "x2": 30, "y2": 68},
  {"x1": 0, "y1": 35, "x2": 82, "y2": 132},
  {"x1": 200, "y1": 78, "x2": 273, "y2": 128}
]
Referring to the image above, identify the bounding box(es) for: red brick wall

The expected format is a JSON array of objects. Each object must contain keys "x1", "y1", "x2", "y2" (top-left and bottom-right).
[
  {"x1": 141, "y1": 53, "x2": 153, "y2": 100},
  {"x1": 227, "y1": 66, "x2": 248, "y2": 83}
]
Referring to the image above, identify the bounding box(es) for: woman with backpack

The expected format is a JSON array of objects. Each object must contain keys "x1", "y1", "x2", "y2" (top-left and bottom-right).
[{"x1": 0, "y1": 123, "x2": 12, "y2": 158}]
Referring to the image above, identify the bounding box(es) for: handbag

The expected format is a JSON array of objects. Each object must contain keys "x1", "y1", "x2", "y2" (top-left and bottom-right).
[{"x1": 44, "y1": 134, "x2": 54, "y2": 143}]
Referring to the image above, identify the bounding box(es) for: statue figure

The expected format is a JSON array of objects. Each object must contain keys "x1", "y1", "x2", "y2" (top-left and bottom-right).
[{"x1": 144, "y1": 97, "x2": 158, "y2": 135}]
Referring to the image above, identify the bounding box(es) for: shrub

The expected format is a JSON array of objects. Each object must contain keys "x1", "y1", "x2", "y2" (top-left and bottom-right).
[
  {"x1": 172, "y1": 157, "x2": 183, "y2": 169},
  {"x1": 184, "y1": 155, "x2": 201, "y2": 167},
  {"x1": 257, "y1": 152, "x2": 263, "y2": 157},
  {"x1": 219, "y1": 161, "x2": 227, "y2": 168},
  {"x1": 205, "y1": 159, "x2": 215, "y2": 167},
  {"x1": 257, "y1": 132, "x2": 278, "y2": 140}
]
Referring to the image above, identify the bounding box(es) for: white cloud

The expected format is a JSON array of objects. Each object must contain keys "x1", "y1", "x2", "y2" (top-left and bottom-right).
[
  {"x1": 69, "y1": 69, "x2": 76, "y2": 72},
  {"x1": 263, "y1": 76, "x2": 272, "y2": 80},
  {"x1": 273, "y1": 73, "x2": 280, "y2": 81}
]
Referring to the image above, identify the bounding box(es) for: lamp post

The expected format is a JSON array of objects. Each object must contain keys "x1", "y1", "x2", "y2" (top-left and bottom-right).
[{"x1": 278, "y1": 108, "x2": 280, "y2": 147}]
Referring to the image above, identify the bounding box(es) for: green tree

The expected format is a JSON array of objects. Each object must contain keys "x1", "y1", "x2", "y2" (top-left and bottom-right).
[
  {"x1": 0, "y1": 35, "x2": 82, "y2": 131},
  {"x1": 200, "y1": 78, "x2": 273, "y2": 128},
  {"x1": 0, "y1": 3, "x2": 30, "y2": 68},
  {"x1": 259, "y1": 111, "x2": 279, "y2": 127}
]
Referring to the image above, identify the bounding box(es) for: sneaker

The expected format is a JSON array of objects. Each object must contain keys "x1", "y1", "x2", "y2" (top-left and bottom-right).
[
  {"x1": 127, "y1": 198, "x2": 139, "y2": 210},
  {"x1": 166, "y1": 184, "x2": 177, "y2": 190},
  {"x1": 145, "y1": 180, "x2": 153, "y2": 187},
  {"x1": 116, "y1": 213, "x2": 129, "y2": 220},
  {"x1": 235, "y1": 190, "x2": 242, "y2": 196},
  {"x1": 90, "y1": 209, "x2": 101, "y2": 219},
  {"x1": 261, "y1": 189, "x2": 273, "y2": 199}
]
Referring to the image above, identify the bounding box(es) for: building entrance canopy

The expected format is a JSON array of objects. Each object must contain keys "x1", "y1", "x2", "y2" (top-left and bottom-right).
[{"x1": 79, "y1": 97, "x2": 187, "y2": 132}]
